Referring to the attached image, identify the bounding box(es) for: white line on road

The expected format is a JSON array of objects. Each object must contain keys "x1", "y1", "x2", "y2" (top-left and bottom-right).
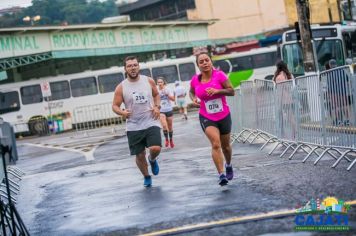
[{"x1": 23, "y1": 143, "x2": 95, "y2": 161}]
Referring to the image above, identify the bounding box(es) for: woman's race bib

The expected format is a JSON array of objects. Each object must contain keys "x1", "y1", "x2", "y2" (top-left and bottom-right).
[
  {"x1": 132, "y1": 92, "x2": 148, "y2": 104},
  {"x1": 205, "y1": 98, "x2": 223, "y2": 114},
  {"x1": 161, "y1": 99, "x2": 170, "y2": 109}
]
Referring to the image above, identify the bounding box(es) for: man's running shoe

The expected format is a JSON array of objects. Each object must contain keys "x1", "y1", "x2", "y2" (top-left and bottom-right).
[
  {"x1": 218, "y1": 174, "x2": 228, "y2": 186},
  {"x1": 226, "y1": 165, "x2": 234, "y2": 180},
  {"x1": 144, "y1": 176, "x2": 152, "y2": 187},
  {"x1": 165, "y1": 140, "x2": 169, "y2": 147},
  {"x1": 170, "y1": 140, "x2": 175, "y2": 148},
  {"x1": 149, "y1": 159, "x2": 159, "y2": 175}
]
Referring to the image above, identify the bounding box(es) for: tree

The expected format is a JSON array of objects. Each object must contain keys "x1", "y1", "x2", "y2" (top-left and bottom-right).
[{"x1": 0, "y1": 0, "x2": 118, "y2": 27}]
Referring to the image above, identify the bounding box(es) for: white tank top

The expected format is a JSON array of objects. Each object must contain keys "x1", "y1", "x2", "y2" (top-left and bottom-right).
[{"x1": 122, "y1": 75, "x2": 161, "y2": 131}]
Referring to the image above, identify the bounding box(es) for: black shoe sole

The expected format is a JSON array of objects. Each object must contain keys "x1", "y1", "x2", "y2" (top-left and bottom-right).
[{"x1": 219, "y1": 179, "x2": 228, "y2": 186}]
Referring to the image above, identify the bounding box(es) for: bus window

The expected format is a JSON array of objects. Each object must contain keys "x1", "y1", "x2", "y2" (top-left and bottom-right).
[
  {"x1": 252, "y1": 52, "x2": 277, "y2": 68},
  {"x1": 0, "y1": 91, "x2": 20, "y2": 114},
  {"x1": 315, "y1": 40, "x2": 344, "y2": 69},
  {"x1": 70, "y1": 77, "x2": 98, "y2": 97},
  {"x1": 152, "y1": 65, "x2": 178, "y2": 83},
  {"x1": 140, "y1": 69, "x2": 151, "y2": 77},
  {"x1": 282, "y1": 44, "x2": 304, "y2": 75},
  {"x1": 213, "y1": 60, "x2": 231, "y2": 74},
  {"x1": 179, "y1": 63, "x2": 196, "y2": 81},
  {"x1": 98, "y1": 73, "x2": 124, "y2": 93},
  {"x1": 21, "y1": 85, "x2": 43, "y2": 105},
  {"x1": 230, "y1": 56, "x2": 253, "y2": 71},
  {"x1": 50, "y1": 80, "x2": 70, "y2": 101}
]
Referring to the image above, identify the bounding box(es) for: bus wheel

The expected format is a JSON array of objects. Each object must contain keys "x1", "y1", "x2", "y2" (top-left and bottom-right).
[{"x1": 29, "y1": 117, "x2": 48, "y2": 136}]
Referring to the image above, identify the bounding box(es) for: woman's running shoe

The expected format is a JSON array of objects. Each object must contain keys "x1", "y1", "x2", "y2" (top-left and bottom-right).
[
  {"x1": 218, "y1": 174, "x2": 228, "y2": 186},
  {"x1": 226, "y1": 165, "x2": 234, "y2": 180}
]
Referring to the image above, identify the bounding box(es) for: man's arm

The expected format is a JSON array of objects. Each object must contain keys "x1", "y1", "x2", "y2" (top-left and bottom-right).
[
  {"x1": 112, "y1": 84, "x2": 131, "y2": 119},
  {"x1": 149, "y1": 78, "x2": 161, "y2": 108},
  {"x1": 149, "y1": 78, "x2": 160, "y2": 119}
]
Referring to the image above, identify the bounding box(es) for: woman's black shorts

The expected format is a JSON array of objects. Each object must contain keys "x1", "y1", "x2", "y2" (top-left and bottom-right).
[
  {"x1": 160, "y1": 111, "x2": 173, "y2": 117},
  {"x1": 199, "y1": 114, "x2": 232, "y2": 135}
]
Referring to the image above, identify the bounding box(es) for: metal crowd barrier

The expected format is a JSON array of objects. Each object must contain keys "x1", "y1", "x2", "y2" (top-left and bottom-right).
[
  {"x1": 72, "y1": 102, "x2": 123, "y2": 136},
  {"x1": 229, "y1": 65, "x2": 356, "y2": 171},
  {"x1": 227, "y1": 88, "x2": 242, "y2": 143}
]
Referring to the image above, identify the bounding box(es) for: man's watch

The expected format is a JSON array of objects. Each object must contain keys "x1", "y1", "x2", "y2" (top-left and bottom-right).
[{"x1": 154, "y1": 104, "x2": 161, "y2": 109}]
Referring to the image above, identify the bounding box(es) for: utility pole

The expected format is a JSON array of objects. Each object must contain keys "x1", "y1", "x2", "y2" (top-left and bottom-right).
[
  {"x1": 295, "y1": 0, "x2": 316, "y2": 73},
  {"x1": 347, "y1": 0, "x2": 353, "y2": 20}
]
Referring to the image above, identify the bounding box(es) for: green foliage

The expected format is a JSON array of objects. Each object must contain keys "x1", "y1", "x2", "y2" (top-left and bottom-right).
[{"x1": 0, "y1": 0, "x2": 118, "y2": 27}]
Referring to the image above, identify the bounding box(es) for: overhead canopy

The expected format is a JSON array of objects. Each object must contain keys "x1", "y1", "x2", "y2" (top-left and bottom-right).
[{"x1": 0, "y1": 20, "x2": 213, "y2": 70}]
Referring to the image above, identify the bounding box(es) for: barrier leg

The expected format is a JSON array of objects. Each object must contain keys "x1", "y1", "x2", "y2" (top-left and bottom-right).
[
  {"x1": 302, "y1": 146, "x2": 320, "y2": 163},
  {"x1": 347, "y1": 158, "x2": 356, "y2": 171},
  {"x1": 268, "y1": 142, "x2": 281, "y2": 156},
  {"x1": 288, "y1": 143, "x2": 304, "y2": 160},
  {"x1": 313, "y1": 148, "x2": 332, "y2": 165},
  {"x1": 260, "y1": 137, "x2": 277, "y2": 150},
  {"x1": 332, "y1": 150, "x2": 353, "y2": 168}
]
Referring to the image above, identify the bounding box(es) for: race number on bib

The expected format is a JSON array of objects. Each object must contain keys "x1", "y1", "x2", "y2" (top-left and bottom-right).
[
  {"x1": 132, "y1": 92, "x2": 148, "y2": 104},
  {"x1": 205, "y1": 98, "x2": 223, "y2": 114}
]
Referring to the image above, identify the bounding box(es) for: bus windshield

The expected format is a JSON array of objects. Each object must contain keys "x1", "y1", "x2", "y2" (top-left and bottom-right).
[
  {"x1": 0, "y1": 91, "x2": 20, "y2": 115},
  {"x1": 282, "y1": 39, "x2": 344, "y2": 76}
]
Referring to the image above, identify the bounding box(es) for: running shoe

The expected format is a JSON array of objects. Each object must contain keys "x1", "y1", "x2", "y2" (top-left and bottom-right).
[
  {"x1": 165, "y1": 140, "x2": 169, "y2": 147},
  {"x1": 149, "y1": 159, "x2": 159, "y2": 175},
  {"x1": 170, "y1": 140, "x2": 175, "y2": 148},
  {"x1": 144, "y1": 176, "x2": 152, "y2": 187},
  {"x1": 218, "y1": 174, "x2": 228, "y2": 186},
  {"x1": 226, "y1": 165, "x2": 234, "y2": 180}
]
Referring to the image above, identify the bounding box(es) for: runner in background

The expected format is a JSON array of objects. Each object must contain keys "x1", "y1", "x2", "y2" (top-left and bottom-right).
[
  {"x1": 174, "y1": 80, "x2": 188, "y2": 120},
  {"x1": 157, "y1": 77, "x2": 176, "y2": 148}
]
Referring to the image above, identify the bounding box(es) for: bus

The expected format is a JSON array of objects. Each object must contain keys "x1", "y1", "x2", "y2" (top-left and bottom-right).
[
  {"x1": 0, "y1": 56, "x2": 198, "y2": 135},
  {"x1": 281, "y1": 23, "x2": 356, "y2": 76},
  {"x1": 212, "y1": 46, "x2": 278, "y2": 87}
]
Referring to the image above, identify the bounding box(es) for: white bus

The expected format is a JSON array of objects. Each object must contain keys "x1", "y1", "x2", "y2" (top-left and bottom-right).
[
  {"x1": 281, "y1": 23, "x2": 356, "y2": 76},
  {"x1": 0, "y1": 56, "x2": 198, "y2": 135},
  {"x1": 212, "y1": 46, "x2": 278, "y2": 87}
]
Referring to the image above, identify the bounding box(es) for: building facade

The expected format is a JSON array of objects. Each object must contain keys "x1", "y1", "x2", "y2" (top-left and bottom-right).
[{"x1": 119, "y1": 0, "x2": 344, "y2": 40}]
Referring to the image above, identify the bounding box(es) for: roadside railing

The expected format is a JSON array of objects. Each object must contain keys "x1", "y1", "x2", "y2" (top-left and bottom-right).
[
  {"x1": 228, "y1": 65, "x2": 356, "y2": 171},
  {"x1": 72, "y1": 102, "x2": 123, "y2": 136}
]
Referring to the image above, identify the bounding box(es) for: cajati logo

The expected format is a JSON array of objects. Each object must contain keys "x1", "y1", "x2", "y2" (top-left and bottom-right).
[{"x1": 294, "y1": 197, "x2": 351, "y2": 231}]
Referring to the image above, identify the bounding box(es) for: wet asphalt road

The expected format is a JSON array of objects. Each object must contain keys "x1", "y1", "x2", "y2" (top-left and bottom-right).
[{"x1": 13, "y1": 113, "x2": 356, "y2": 236}]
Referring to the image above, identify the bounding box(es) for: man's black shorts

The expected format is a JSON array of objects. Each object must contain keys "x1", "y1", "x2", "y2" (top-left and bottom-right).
[
  {"x1": 199, "y1": 114, "x2": 232, "y2": 135},
  {"x1": 127, "y1": 126, "x2": 162, "y2": 155}
]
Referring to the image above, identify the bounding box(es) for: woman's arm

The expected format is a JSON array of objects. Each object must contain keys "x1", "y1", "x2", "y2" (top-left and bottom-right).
[
  {"x1": 206, "y1": 79, "x2": 235, "y2": 96},
  {"x1": 189, "y1": 87, "x2": 200, "y2": 106}
]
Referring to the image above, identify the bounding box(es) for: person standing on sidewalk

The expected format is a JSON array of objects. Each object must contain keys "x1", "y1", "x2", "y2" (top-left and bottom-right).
[
  {"x1": 189, "y1": 52, "x2": 235, "y2": 186},
  {"x1": 112, "y1": 55, "x2": 162, "y2": 187},
  {"x1": 157, "y1": 77, "x2": 175, "y2": 148}
]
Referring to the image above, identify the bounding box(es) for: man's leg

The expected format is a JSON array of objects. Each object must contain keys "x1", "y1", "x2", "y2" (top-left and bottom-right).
[
  {"x1": 135, "y1": 150, "x2": 149, "y2": 177},
  {"x1": 146, "y1": 126, "x2": 162, "y2": 175}
]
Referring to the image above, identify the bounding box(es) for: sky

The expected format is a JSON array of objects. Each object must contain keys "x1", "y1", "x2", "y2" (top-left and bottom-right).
[{"x1": 0, "y1": 0, "x2": 32, "y2": 9}]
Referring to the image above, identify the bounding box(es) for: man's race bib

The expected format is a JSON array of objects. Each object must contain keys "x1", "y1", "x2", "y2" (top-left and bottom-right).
[
  {"x1": 205, "y1": 98, "x2": 223, "y2": 114},
  {"x1": 132, "y1": 92, "x2": 148, "y2": 104}
]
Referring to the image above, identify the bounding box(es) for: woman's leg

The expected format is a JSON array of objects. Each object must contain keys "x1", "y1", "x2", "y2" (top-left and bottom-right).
[
  {"x1": 166, "y1": 116, "x2": 174, "y2": 147},
  {"x1": 160, "y1": 114, "x2": 169, "y2": 147},
  {"x1": 220, "y1": 133, "x2": 232, "y2": 165},
  {"x1": 204, "y1": 126, "x2": 224, "y2": 174}
]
